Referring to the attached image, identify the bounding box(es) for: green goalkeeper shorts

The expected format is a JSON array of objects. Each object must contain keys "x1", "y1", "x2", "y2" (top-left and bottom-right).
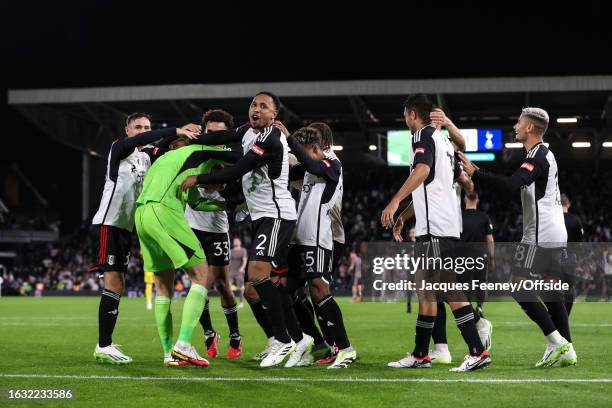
[{"x1": 135, "y1": 202, "x2": 206, "y2": 273}]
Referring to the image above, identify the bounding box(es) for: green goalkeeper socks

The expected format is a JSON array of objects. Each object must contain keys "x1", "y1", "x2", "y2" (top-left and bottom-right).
[
  {"x1": 154, "y1": 296, "x2": 173, "y2": 354},
  {"x1": 178, "y1": 283, "x2": 208, "y2": 344}
]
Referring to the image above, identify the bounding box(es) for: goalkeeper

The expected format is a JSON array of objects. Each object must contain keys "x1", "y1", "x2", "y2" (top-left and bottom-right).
[{"x1": 135, "y1": 138, "x2": 241, "y2": 367}]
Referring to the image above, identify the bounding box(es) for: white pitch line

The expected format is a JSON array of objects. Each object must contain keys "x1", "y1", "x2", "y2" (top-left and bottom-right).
[
  {"x1": 1, "y1": 322, "x2": 610, "y2": 328},
  {"x1": 494, "y1": 322, "x2": 612, "y2": 327},
  {"x1": 1, "y1": 374, "x2": 612, "y2": 384}
]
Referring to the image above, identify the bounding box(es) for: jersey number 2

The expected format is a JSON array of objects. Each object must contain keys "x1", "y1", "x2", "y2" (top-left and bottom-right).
[{"x1": 256, "y1": 234, "x2": 267, "y2": 251}]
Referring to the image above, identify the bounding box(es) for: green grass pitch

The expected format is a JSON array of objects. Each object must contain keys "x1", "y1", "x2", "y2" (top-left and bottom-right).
[{"x1": 1, "y1": 297, "x2": 611, "y2": 407}]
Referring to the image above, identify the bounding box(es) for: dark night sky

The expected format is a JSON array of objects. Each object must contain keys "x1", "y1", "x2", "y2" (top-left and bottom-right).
[
  {"x1": 3, "y1": 2, "x2": 612, "y2": 89},
  {"x1": 1, "y1": 1, "x2": 611, "y2": 231}
]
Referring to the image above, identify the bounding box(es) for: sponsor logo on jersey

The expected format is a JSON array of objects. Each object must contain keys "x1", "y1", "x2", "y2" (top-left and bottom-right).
[
  {"x1": 415, "y1": 147, "x2": 425, "y2": 154},
  {"x1": 251, "y1": 145, "x2": 265, "y2": 156},
  {"x1": 521, "y1": 162, "x2": 535, "y2": 171}
]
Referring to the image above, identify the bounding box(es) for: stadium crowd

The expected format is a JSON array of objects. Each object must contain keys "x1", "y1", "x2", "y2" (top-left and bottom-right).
[{"x1": 2, "y1": 168, "x2": 611, "y2": 297}]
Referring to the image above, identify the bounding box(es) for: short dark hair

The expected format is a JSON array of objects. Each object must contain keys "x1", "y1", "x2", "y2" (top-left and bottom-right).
[
  {"x1": 255, "y1": 91, "x2": 281, "y2": 112},
  {"x1": 169, "y1": 136, "x2": 191, "y2": 150},
  {"x1": 202, "y1": 109, "x2": 234, "y2": 129},
  {"x1": 126, "y1": 112, "x2": 152, "y2": 126},
  {"x1": 292, "y1": 127, "x2": 322, "y2": 146},
  {"x1": 309, "y1": 122, "x2": 333, "y2": 150},
  {"x1": 466, "y1": 192, "x2": 479, "y2": 201},
  {"x1": 561, "y1": 193, "x2": 570, "y2": 207},
  {"x1": 403, "y1": 94, "x2": 433, "y2": 123}
]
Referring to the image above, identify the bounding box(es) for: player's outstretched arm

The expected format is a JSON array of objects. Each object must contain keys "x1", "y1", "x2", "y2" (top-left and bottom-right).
[
  {"x1": 181, "y1": 153, "x2": 260, "y2": 191},
  {"x1": 188, "y1": 198, "x2": 227, "y2": 212},
  {"x1": 458, "y1": 151, "x2": 534, "y2": 194},
  {"x1": 112, "y1": 127, "x2": 178, "y2": 161},
  {"x1": 140, "y1": 124, "x2": 202, "y2": 162},
  {"x1": 471, "y1": 170, "x2": 525, "y2": 194},
  {"x1": 195, "y1": 124, "x2": 249, "y2": 145},
  {"x1": 286, "y1": 137, "x2": 340, "y2": 182},
  {"x1": 122, "y1": 124, "x2": 200, "y2": 150},
  {"x1": 183, "y1": 182, "x2": 244, "y2": 212},
  {"x1": 184, "y1": 125, "x2": 282, "y2": 190}
]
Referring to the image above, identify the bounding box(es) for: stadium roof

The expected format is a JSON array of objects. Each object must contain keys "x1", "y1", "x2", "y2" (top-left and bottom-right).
[{"x1": 8, "y1": 76, "x2": 612, "y2": 164}]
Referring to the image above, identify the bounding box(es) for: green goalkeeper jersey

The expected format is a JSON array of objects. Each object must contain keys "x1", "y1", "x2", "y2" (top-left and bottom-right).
[{"x1": 136, "y1": 144, "x2": 238, "y2": 213}]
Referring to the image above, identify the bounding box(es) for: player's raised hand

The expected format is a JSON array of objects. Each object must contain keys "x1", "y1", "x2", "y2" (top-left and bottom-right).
[
  {"x1": 181, "y1": 175, "x2": 198, "y2": 191},
  {"x1": 457, "y1": 151, "x2": 479, "y2": 176},
  {"x1": 392, "y1": 217, "x2": 404, "y2": 242},
  {"x1": 273, "y1": 121, "x2": 290, "y2": 137},
  {"x1": 430, "y1": 108, "x2": 449, "y2": 129},
  {"x1": 178, "y1": 124, "x2": 202, "y2": 140},
  {"x1": 381, "y1": 199, "x2": 399, "y2": 229},
  {"x1": 182, "y1": 123, "x2": 201, "y2": 133}
]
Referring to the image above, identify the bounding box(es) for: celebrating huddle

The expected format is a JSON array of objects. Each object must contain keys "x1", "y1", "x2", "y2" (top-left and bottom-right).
[
  {"x1": 91, "y1": 92, "x2": 354, "y2": 369},
  {"x1": 89, "y1": 90, "x2": 576, "y2": 373}
]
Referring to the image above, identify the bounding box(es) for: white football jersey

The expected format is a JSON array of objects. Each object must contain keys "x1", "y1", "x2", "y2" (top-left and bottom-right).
[
  {"x1": 185, "y1": 189, "x2": 229, "y2": 233},
  {"x1": 241, "y1": 126, "x2": 297, "y2": 221},
  {"x1": 92, "y1": 145, "x2": 150, "y2": 231},
  {"x1": 410, "y1": 125, "x2": 461, "y2": 239},
  {"x1": 519, "y1": 143, "x2": 567, "y2": 247},
  {"x1": 292, "y1": 156, "x2": 343, "y2": 250}
]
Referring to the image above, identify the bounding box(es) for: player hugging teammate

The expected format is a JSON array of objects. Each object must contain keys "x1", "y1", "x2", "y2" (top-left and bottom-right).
[{"x1": 91, "y1": 92, "x2": 575, "y2": 373}]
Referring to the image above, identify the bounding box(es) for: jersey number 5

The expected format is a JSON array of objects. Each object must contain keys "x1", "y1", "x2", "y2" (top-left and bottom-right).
[{"x1": 301, "y1": 251, "x2": 315, "y2": 267}]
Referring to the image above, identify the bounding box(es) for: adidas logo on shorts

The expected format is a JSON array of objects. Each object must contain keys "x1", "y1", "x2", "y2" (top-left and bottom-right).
[{"x1": 257, "y1": 250, "x2": 264, "y2": 256}]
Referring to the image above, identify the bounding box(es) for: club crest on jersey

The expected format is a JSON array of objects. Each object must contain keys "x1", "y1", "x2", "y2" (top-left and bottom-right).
[
  {"x1": 107, "y1": 255, "x2": 115, "y2": 266},
  {"x1": 521, "y1": 162, "x2": 535, "y2": 171},
  {"x1": 251, "y1": 145, "x2": 265, "y2": 156},
  {"x1": 302, "y1": 181, "x2": 315, "y2": 193},
  {"x1": 415, "y1": 147, "x2": 425, "y2": 154}
]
